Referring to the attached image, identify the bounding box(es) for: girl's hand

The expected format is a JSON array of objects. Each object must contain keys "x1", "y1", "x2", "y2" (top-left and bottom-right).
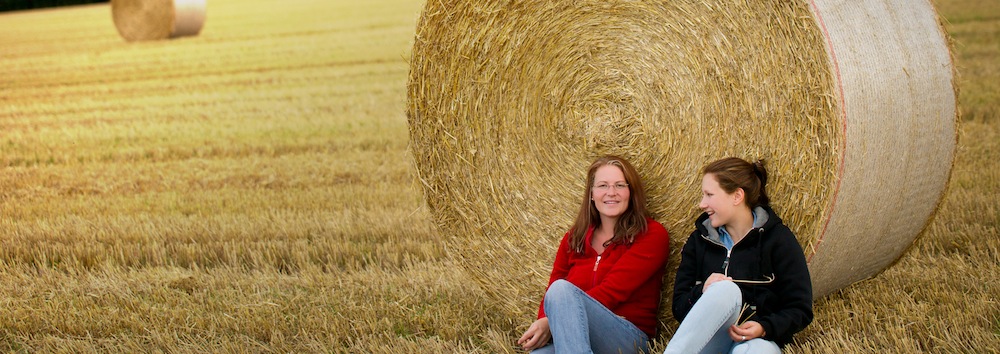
[
  {"x1": 517, "y1": 317, "x2": 551, "y2": 351},
  {"x1": 703, "y1": 273, "x2": 733, "y2": 293},
  {"x1": 729, "y1": 320, "x2": 765, "y2": 342}
]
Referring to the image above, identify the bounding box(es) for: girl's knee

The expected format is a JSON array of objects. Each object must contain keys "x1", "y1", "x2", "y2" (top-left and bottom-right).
[
  {"x1": 706, "y1": 279, "x2": 739, "y2": 296},
  {"x1": 731, "y1": 339, "x2": 780, "y2": 354},
  {"x1": 703, "y1": 280, "x2": 742, "y2": 312}
]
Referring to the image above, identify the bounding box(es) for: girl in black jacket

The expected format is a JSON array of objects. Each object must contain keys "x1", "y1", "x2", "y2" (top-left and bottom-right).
[{"x1": 663, "y1": 157, "x2": 813, "y2": 354}]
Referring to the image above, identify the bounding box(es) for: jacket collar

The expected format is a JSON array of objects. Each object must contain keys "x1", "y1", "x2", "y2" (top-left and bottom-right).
[{"x1": 696, "y1": 205, "x2": 777, "y2": 246}]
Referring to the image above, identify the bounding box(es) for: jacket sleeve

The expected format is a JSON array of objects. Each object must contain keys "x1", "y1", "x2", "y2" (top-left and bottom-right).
[
  {"x1": 537, "y1": 232, "x2": 573, "y2": 319},
  {"x1": 671, "y1": 231, "x2": 703, "y2": 321},
  {"x1": 584, "y1": 221, "x2": 671, "y2": 310},
  {"x1": 758, "y1": 226, "x2": 813, "y2": 343}
]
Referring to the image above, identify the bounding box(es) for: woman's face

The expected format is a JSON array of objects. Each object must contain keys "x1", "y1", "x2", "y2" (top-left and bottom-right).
[
  {"x1": 591, "y1": 165, "x2": 631, "y2": 220},
  {"x1": 699, "y1": 173, "x2": 740, "y2": 228}
]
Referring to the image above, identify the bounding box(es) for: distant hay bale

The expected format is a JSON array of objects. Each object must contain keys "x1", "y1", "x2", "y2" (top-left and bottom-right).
[
  {"x1": 405, "y1": 0, "x2": 956, "y2": 314},
  {"x1": 111, "y1": 0, "x2": 205, "y2": 41}
]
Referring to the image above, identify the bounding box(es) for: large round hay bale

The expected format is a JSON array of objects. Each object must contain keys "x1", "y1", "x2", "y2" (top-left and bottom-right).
[
  {"x1": 405, "y1": 0, "x2": 956, "y2": 315},
  {"x1": 111, "y1": 0, "x2": 206, "y2": 41}
]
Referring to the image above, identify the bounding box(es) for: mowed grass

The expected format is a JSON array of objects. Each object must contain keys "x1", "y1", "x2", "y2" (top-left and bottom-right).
[{"x1": 1, "y1": 0, "x2": 997, "y2": 352}]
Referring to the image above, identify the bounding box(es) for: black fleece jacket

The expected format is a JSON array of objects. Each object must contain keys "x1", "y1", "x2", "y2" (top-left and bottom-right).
[{"x1": 671, "y1": 205, "x2": 813, "y2": 347}]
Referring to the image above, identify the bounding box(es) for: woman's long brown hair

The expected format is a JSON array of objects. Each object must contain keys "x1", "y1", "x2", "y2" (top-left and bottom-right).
[{"x1": 567, "y1": 155, "x2": 650, "y2": 253}]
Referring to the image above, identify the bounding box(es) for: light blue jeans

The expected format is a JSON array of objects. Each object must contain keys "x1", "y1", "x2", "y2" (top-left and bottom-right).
[
  {"x1": 531, "y1": 279, "x2": 650, "y2": 354},
  {"x1": 663, "y1": 280, "x2": 781, "y2": 354}
]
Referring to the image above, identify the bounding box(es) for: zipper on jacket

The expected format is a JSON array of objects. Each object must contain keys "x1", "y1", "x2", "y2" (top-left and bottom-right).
[
  {"x1": 718, "y1": 226, "x2": 765, "y2": 277},
  {"x1": 722, "y1": 248, "x2": 732, "y2": 277},
  {"x1": 592, "y1": 255, "x2": 602, "y2": 286}
]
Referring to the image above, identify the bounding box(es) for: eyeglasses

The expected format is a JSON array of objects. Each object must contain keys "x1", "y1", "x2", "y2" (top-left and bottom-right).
[{"x1": 593, "y1": 182, "x2": 629, "y2": 191}]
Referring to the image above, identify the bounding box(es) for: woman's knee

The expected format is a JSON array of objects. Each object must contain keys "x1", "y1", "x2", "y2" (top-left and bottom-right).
[{"x1": 544, "y1": 279, "x2": 578, "y2": 303}]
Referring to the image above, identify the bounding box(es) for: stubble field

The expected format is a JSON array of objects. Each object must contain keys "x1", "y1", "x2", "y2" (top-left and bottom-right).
[{"x1": 1, "y1": 0, "x2": 997, "y2": 352}]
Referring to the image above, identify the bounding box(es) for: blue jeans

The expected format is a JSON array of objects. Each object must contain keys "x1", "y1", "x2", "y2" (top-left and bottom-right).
[
  {"x1": 663, "y1": 281, "x2": 781, "y2": 354},
  {"x1": 531, "y1": 279, "x2": 650, "y2": 354}
]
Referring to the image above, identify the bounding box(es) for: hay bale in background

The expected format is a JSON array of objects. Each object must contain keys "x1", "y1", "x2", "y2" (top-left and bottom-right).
[
  {"x1": 805, "y1": 0, "x2": 956, "y2": 297},
  {"x1": 405, "y1": 0, "x2": 955, "y2": 319},
  {"x1": 111, "y1": 0, "x2": 205, "y2": 41}
]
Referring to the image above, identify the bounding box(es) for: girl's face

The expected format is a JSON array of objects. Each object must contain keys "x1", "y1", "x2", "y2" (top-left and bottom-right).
[
  {"x1": 591, "y1": 165, "x2": 631, "y2": 220},
  {"x1": 699, "y1": 173, "x2": 741, "y2": 228}
]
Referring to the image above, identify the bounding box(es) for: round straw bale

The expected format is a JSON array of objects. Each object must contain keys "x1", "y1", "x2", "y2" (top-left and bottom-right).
[
  {"x1": 405, "y1": 0, "x2": 956, "y2": 315},
  {"x1": 111, "y1": 0, "x2": 206, "y2": 41}
]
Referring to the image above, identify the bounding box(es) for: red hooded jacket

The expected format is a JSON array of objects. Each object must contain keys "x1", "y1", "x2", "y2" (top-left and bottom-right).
[{"x1": 537, "y1": 218, "x2": 670, "y2": 337}]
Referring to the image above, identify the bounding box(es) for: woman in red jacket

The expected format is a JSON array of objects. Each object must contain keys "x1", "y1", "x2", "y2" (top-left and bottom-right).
[{"x1": 517, "y1": 155, "x2": 671, "y2": 353}]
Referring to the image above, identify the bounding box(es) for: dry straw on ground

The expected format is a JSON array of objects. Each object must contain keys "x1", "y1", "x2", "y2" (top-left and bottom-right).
[
  {"x1": 0, "y1": 0, "x2": 994, "y2": 351},
  {"x1": 406, "y1": 0, "x2": 957, "y2": 325},
  {"x1": 111, "y1": 0, "x2": 205, "y2": 41}
]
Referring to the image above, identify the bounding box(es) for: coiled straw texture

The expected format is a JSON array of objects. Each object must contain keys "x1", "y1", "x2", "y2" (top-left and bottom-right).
[{"x1": 406, "y1": 0, "x2": 956, "y2": 317}]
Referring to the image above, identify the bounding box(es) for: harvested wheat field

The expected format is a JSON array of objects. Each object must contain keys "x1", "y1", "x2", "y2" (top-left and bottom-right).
[{"x1": 1, "y1": 0, "x2": 997, "y2": 352}]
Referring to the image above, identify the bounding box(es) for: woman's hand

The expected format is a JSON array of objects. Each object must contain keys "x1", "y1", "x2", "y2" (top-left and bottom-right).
[
  {"x1": 729, "y1": 320, "x2": 766, "y2": 342},
  {"x1": 517, "y1": 317, "x2": 551, "y2": 351},
  {"x1": 702, "y1": 272, "x2": 733, "y2": 293}
]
